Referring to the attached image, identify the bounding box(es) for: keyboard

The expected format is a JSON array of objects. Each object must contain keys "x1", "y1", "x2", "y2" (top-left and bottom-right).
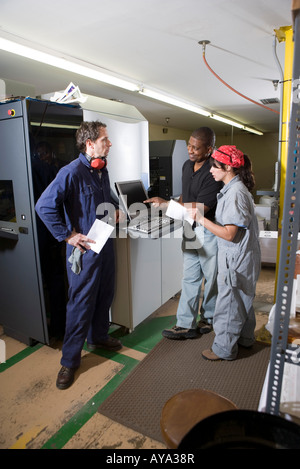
[{"x1": 129, "y1": 216, "x2": 174, "y2": 234}]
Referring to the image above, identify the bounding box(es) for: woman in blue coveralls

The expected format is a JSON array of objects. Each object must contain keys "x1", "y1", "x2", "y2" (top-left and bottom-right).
[
  {"x1": 35, "y1": 121, "x2": 122, "y2": 389},
  {"x1": 190, "y1": 145, "x2": 261, "y2": 361}
]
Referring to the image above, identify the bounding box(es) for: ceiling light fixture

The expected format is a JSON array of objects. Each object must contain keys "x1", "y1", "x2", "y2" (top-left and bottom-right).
[
  {"x1": 210, "y1": 114, "x2": 244, "y2": 129},
  {"x1": 141, "y1": 88, "x2": 263, "y2": 135},
  {"x1": 0, "y1": 36, "x2": 264, "y2": 135},
  {"x1": 243, "y1": 126, "x2": 264, "y2": 136},
  {"x1": 139, "y1": 87, "x2": 211, "y2": 117},
  {"x1": 0, "y1": 37, "x2": 139, "y2": 92},
  {"x1": 210, "y1": 114, "x2": 263, "y2": 135}
]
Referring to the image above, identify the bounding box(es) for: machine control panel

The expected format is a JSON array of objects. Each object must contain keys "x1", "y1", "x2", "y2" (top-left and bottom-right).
[{"x1": 0, "y1": 99, "x2": 23, "y2": 120}]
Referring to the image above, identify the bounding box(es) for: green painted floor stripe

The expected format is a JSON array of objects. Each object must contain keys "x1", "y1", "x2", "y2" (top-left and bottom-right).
[
  {"x1": 41, "y1": 317, "x2": 171, "y2": 449},
  {"x1": 2, "y1": 313, "x2": 174, "y2": 448},
  {"x1": 0, "y1": 343, "x2": 43, "y2": 373},
  {"x1": 0, "y1": 314, "x2": 175, "y2": 373},
  {"x1": 111, "y1": 315, "x2": 176, "y2": 353},
  {"x1": 42, "y1": 353, "x2": 139, "y2": 449}
]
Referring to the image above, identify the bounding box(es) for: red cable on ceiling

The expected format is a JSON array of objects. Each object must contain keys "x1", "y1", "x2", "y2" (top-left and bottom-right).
[{"x1": 202, "y1": 47, "x2": 280, "y2": 115}]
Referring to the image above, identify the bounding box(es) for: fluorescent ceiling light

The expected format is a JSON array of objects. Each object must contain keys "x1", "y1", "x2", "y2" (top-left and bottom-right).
[
  {"x1": 211, "y1": 114, "x2": 263, "y2": 136},
  {"x1": 0, "y1": 37, "x2": 139, "y2": 92},
  {"x1": 140, "y1": 88, "x2": 211, "y2": 117},
  {"x1": 0, "y1": 37, "x2": 264, "y2": 135},
  {"x1": 243, "y1": 126, "x2": 264, "y2": 136},
  {"x1": 141, "y1": 88, "x2": 263, "y2": 135},
  {"x1": 210, "y1": 114, "x2": 244, "y2": 129}
]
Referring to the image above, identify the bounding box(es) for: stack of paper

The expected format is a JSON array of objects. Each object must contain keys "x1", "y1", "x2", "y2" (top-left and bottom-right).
[{"x1": 50, "y1": 82, "x2": 87, "y2": 104}]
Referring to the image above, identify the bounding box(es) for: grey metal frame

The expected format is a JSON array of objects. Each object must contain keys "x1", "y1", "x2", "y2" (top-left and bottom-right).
[{"x1": 265, "y1": 10, "x2": 300, "y2": 414}]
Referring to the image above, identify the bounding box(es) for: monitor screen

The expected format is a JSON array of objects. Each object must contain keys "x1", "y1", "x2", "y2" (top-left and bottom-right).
[{"x1": 115, "y1": 180, "x2": 151, "y2": 217}]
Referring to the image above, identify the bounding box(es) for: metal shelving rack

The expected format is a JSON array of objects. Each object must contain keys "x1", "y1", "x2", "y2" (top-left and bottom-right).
[{"x1": 265, "y1": 5, "x2": 300, "y2": 415}]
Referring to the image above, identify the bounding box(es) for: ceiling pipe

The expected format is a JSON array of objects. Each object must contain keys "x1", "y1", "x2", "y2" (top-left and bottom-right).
[{"x1": 199, "y1": 40, "x2": 280, "y2": 115}]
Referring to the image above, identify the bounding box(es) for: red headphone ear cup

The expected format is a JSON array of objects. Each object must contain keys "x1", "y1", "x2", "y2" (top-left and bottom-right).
[{"x1": 91, "y1": 158, "x2": 106, "y2": 170}]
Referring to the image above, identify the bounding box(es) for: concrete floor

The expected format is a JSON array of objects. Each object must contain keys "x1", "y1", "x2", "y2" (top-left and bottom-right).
[{"x1": 0, "y1": 266, "x2": 275, "y2": 449}]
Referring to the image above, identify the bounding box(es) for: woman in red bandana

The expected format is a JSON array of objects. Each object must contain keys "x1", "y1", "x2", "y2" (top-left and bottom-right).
[{"x1": 190, "y1": 145, "x2": 261, "y2": 360}]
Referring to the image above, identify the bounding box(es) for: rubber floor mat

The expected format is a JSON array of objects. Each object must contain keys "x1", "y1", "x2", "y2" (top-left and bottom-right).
[{"x1": 98, "y1": 333, "x2": 270, "y2": 443}]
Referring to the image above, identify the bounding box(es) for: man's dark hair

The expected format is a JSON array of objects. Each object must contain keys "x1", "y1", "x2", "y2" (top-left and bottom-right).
[
  {"x1": 191, "y1": 127, "x2": 216, "y2": 148},
  {"x1": 76, "y1": 121, "x2": 107, "y2": 153}
]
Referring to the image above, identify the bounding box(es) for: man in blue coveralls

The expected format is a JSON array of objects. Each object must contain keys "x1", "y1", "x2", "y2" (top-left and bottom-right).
[{"x1": 36, "y1": 121, "x2": 122, "y2": 389}]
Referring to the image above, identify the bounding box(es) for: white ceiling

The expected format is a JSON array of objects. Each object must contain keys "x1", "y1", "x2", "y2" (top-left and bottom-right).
[{"x1": 0, "y1": 0, "x2": 294, "y2": 134}]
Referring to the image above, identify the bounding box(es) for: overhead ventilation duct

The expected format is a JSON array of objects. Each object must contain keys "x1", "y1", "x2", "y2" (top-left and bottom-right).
[{"x1": 260, "y1": 98, "x2": 280, "y2": 105}]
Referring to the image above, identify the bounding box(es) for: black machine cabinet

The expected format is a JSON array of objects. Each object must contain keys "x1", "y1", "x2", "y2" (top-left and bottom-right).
[
  {"x1": 149, "y1": 140, "x2": 188, "y2": 199},
  {"x1": 0, "y1": 98, "x2": 83, "y2": 345}
]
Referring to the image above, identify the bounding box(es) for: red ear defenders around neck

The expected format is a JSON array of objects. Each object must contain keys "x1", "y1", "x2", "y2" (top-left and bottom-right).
[{"x1": 91, "y1": 157, "x2": 107, "y2": 170}]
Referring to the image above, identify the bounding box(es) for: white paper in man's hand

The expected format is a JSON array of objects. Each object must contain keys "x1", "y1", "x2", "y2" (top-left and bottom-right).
[
  {"x1": 166, "y1": 199, "x2": 194, "y2": 225},
  {"x1": 86, "y1": 219, "x2": 114, "y2": 254}
]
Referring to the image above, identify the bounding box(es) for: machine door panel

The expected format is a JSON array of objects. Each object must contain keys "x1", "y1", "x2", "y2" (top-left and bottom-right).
[{"x1": 0, "y1": 109, "x2": 49, "y2": 344}]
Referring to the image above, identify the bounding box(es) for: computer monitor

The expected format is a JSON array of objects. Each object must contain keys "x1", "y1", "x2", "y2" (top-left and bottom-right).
[{"x1": 115, "y1": 180, "x2": 151, "y2": 219}]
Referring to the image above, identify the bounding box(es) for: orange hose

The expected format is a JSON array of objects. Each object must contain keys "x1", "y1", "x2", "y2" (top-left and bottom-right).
[{"x1": 202, "y1": 51, "x2": 280, "y2": 115}]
